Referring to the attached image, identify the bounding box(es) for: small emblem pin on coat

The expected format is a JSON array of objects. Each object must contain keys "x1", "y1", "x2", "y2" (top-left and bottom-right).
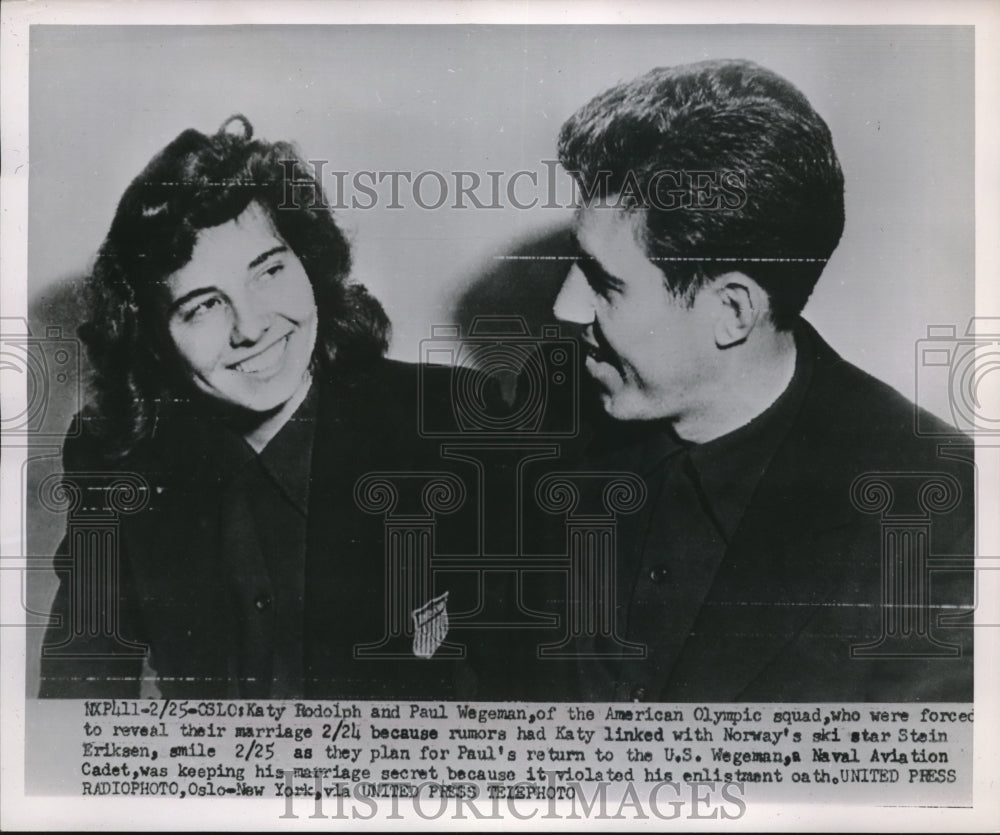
[{"x1": 411, "y1": 591, "x2": 450, "y2": 659}]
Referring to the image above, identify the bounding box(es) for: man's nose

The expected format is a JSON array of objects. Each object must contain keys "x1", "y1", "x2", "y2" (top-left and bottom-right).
[
  {"x1": 553, "y1": 265, "x2": 596, "y2": 326},
  {"x1": 230, "y1": 292, "x2": 270, "y2": 345}
]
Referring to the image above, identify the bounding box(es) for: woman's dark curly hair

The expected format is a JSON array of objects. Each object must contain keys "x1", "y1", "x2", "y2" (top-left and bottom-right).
[{"x1": 80, "y1": 115, "x2": 390, "y2": 456}]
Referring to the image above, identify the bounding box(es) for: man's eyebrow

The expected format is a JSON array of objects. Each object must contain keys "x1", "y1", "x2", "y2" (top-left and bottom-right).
[
  {"x1": 569, "y1": 233, "x2": 624, "y2": 292},
  {"x1": 248, "y1": 245, "x2": 287, "y2": 270}
]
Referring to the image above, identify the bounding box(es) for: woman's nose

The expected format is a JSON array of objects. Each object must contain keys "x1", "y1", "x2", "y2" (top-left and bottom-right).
[
  {"x1": 229, "y1": 293, "x2": 270, "y2": 345},
  {"x1": 553, "y1": 265, "x2": 596, "y2": 326}
]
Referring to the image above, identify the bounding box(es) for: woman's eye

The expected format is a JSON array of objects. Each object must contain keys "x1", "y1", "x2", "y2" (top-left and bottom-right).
[
  {"x1": 181, "y1": 296, "x2": 223, "y2": 322},
  {"x1": 262, "y1": 263, "x2": 285, "y2": 278}
]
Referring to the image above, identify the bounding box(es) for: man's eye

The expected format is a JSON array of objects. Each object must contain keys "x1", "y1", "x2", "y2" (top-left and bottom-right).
[{"x1": 576, "y1": 258, "x2": 617, "y2": 298}]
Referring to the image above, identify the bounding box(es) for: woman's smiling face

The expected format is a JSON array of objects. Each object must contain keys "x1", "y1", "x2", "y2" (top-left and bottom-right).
[{"x1": 164, "y1": 202, "x2": 318, "y2": 415}]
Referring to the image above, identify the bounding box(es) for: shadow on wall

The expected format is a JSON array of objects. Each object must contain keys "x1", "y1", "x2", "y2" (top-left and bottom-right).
[
  {"x1": 452, "y1": 221, "x2": 574, "y2": 338},
  {"x1": 25, "y1": 271, "x2": 91, "y2": 468},
  {"x1": 27, "y1": 272, "x2": 89, "y2": 360},
  {"x1": 24, "y1": 272, "x2": 90, "y2": 698},
  {"x1": 26, "y1": 270, "x2": 91, "y2": 492},
  {"x1": 447, "y1": 220, "x2": 606, "y2": 445}
]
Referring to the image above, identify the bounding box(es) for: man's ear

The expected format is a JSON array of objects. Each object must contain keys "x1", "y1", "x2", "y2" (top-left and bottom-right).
[{"x1": 710, "y1": 272, "x2": 768, "y2": 348}]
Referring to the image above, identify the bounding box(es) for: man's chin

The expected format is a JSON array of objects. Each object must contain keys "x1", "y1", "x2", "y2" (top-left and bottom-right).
[
  {"x1": 584, "y1": 360, "x2": 651, "y2": 420},
  {"x1": 585, "y1": 355, "x2": 623, "y2": 387},
  {"x1": 597, "y1": 389, "x2": 632, "y2": 421},
  {"x1": 597, "y1": 387, "x2": 670, "y2": 424}
]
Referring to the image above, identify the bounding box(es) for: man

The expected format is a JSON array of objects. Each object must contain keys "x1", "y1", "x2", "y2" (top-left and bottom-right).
[{"x1": 502, "y1": 59, "x2": 973, "y2": 702}]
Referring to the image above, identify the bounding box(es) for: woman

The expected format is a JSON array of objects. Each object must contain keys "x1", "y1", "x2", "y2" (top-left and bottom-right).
[{"x1": 39, "y1": 116, "x2": 471, "y2": 699}]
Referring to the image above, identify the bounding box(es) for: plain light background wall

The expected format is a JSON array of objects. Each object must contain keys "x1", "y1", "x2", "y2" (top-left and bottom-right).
[
  {"x1": 24, "y1": 25, "x2": 974, "y2": 697},
  {"x1": 29, "y1": 25, "x2": 973, "y2": 394}
]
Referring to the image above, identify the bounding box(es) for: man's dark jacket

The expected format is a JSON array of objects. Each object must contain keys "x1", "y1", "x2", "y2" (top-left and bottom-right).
[{"x1": 466, "y1": 321, "x2": 975, "y2": 703}]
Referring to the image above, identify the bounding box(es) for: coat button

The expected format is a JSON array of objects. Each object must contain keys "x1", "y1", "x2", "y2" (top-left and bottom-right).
[
  {"x1": 649, "y1": 565, "x2": 670, "y2": 584},
  {"x1": 254, "y1": 593, "x2": 272, "y2": 612},
  {"x1": 630, "y1": 686, "x2": 647, "y2": 702}
]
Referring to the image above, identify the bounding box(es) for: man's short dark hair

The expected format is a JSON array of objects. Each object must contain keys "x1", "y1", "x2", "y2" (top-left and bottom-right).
[
  {"x1": 558, "y1": 59, "x2": 845, "y2": 329},
  {"x1": 81, "y1": 115, "x2": 389, "y2": 456}
]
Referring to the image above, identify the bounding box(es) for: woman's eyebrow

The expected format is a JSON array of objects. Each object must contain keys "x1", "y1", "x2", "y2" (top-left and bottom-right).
[{"x1": 247, "y1": 245, "x2": 287, "y2": 270}]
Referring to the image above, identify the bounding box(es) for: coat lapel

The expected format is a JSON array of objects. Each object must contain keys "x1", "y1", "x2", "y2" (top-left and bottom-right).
[
  {"x1": 119, "y1": 412, "x2": 243, "y2": 697},
  {"x1": 301, "y1": 373, "x2": 373, "y2": 694},
  {"x1": 301, "y1": 364, "x2": 454, "y2": 697},
  {"x1": 655, "y1": 355, "x2": 869, "y2": 700},
  {"x1": 612, "y1": 456, "x2": 731, "y2": 701}
]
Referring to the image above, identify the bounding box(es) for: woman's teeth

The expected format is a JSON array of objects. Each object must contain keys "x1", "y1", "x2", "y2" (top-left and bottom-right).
[{"x1": 233, "y1": 336, "x2": 288, "y2": 373}]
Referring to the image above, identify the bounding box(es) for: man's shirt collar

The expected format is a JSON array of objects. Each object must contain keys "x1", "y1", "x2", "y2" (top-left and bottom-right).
[
  {"x1": 588, "y1": 321, "x2": 815, "y2": 542},
  {"x1": 688, "y1": 323, "x2": 814, "y2": 541}
]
